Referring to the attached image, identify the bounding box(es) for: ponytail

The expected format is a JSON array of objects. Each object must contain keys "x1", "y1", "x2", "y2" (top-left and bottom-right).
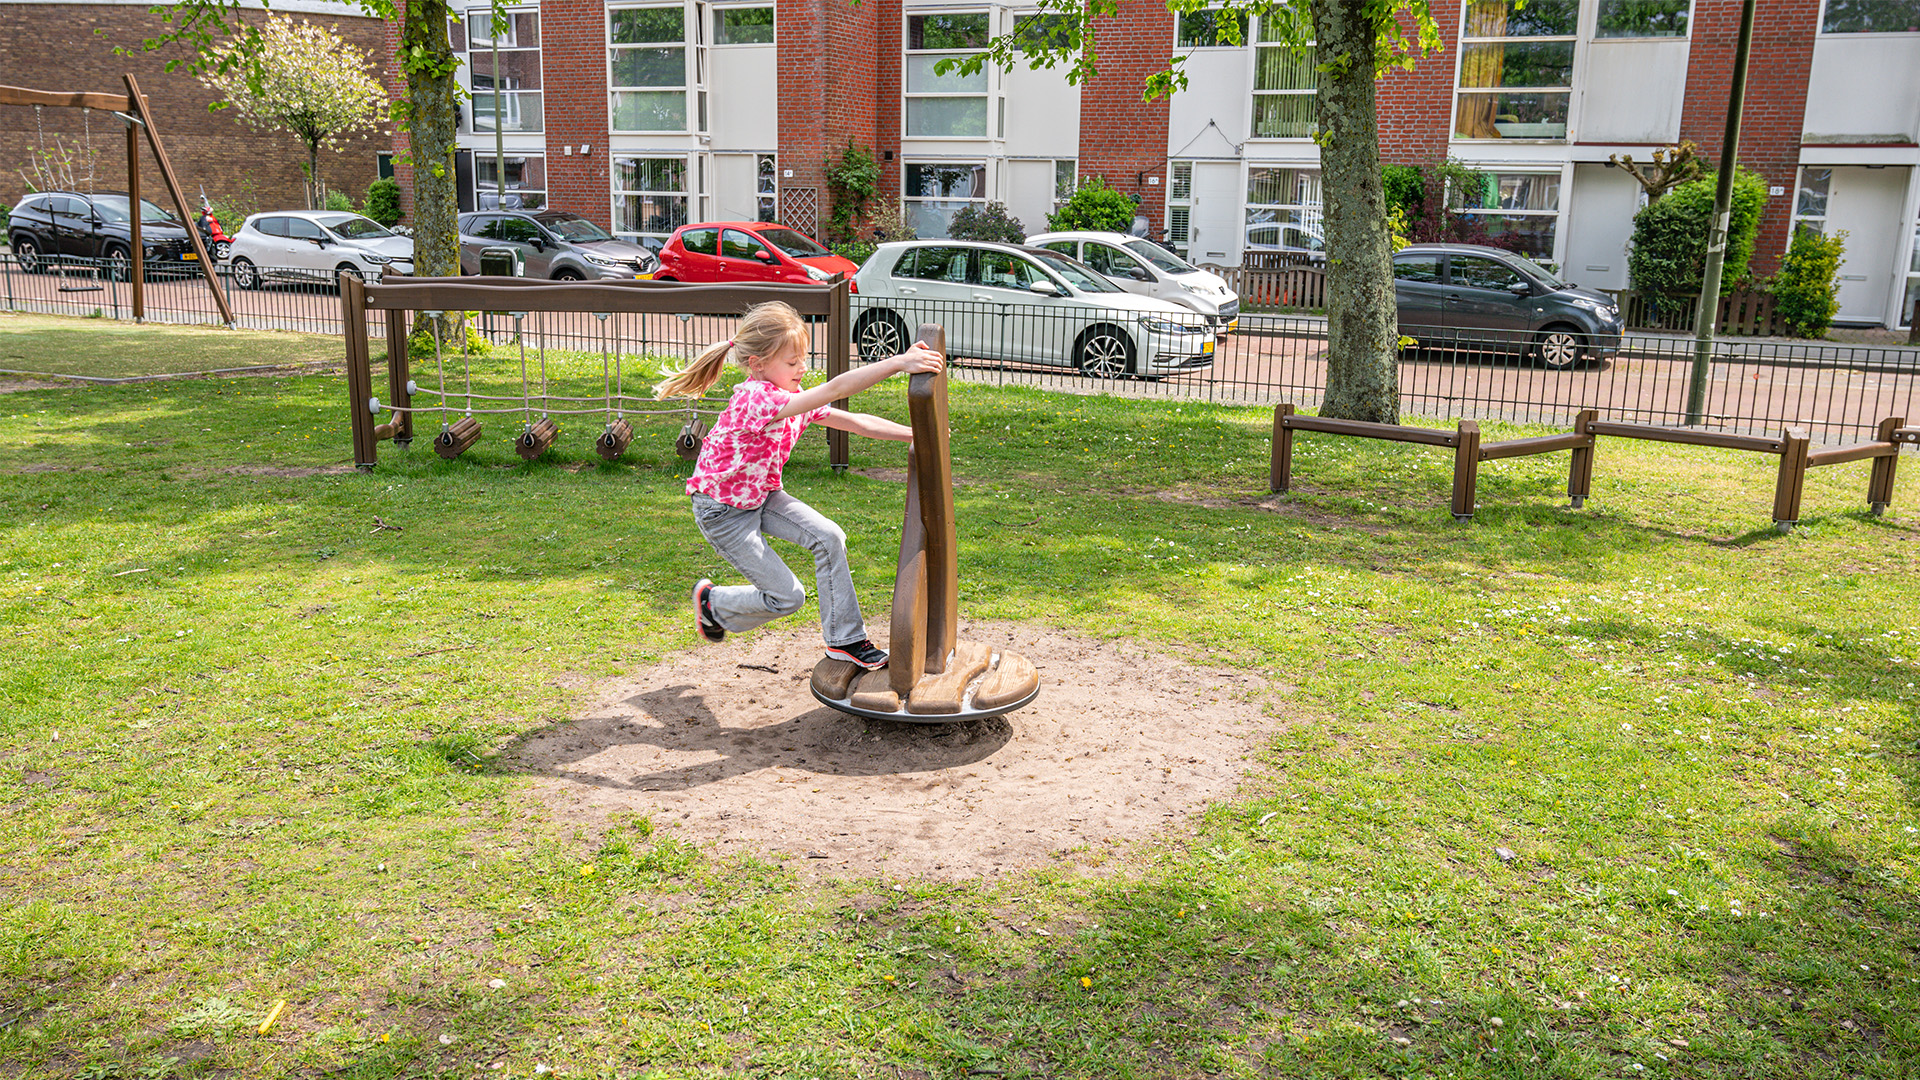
[{"x1": 656, "y1": 339, "x2": 734, "y2": 399}]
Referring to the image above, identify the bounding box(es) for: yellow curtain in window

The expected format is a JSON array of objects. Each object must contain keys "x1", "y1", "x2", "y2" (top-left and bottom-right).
[{"x1": 1457, "y1": 0, "x2": 1508, "y2": 139}]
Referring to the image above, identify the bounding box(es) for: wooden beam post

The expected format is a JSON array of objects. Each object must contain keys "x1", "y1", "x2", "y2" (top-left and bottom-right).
[
  {"x1": 385, "y1": 305, "x2": 413, "y2": 446},
  {"x1": 342, "y1": 273, "x2": 378, "y2": 469},
  {"x1": 1867, "y1": 416, "x2": 1902, "y2": 514},
  {"x1": 1451, "y1": 419, "x2": 1481, "y2": 522},
  {"x1": 123, "y1": 74, "x2": 234, "y2": 328},
  {"x1": 826, "y1": 275, "x2": 851, "y2": 471},
  {"x1": 1568, "y1": 408, "x2": 1598, "y2": 508},
  {"x1": 1270, "y1": 403, "x2": 1295, "y2": 494},
  {"x1": 125, "y1": 115, "x2": 144, "y2": 321},
  {"x1": 1772, "y1": 427, "x2": 1810, "y2": 531}
]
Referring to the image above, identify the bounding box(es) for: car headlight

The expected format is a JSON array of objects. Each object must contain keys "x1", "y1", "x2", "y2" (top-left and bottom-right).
[
  {"x1": 1138, "y1": 315, "x2": 1206, "y2": 334},
  {"x1": 360, "y1": 253, "x2": 392, "y2": 265},
  {"x1": 585, "y1": 252, "x2": 622, "y2": 267},
  {"x1": 804, "y1": 264, "x2": 832, "y2": 282}
]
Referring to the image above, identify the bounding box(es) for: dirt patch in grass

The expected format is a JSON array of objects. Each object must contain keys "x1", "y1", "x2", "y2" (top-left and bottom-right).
[
  {"x1": 505, "y1": 622, "x2": 1280, "y2": 881},
  {"x1": 1148, "y1": 487, "x2": 1393, "y2": 532},
  {"x1": 197, "y1": 464, "x2": 361, "y2": 479}
]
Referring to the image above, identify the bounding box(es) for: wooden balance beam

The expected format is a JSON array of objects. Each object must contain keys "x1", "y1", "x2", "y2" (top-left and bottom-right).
[{"x1": 809, "y1": 324, "x2": 1041, "y2": 722}]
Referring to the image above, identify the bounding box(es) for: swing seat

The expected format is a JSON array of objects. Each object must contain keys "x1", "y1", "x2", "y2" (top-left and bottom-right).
[
  {"x1": 516, "y1": 417, "x2": 559, "y2": 461},
  {"x1": 674, "y1": 417, "x2": 707, "y2": 462},
  {"x1": 596, "y1": 418, "x2": 634, "y2": 461},
  {"x1": 435, "y1": 417, "x2": 483, "y2": 459}
]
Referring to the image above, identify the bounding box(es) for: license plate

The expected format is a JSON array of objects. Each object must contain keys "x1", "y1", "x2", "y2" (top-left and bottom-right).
[
  {"x1": 182, "y1": 252, "x2": 198, "y2": 260},
  {"x1": 1202, "y1": 339, "x2": 1215, "y2": 355},
  {"x1": 637, "y1": 273, "x2": 654, "y2": 280}
]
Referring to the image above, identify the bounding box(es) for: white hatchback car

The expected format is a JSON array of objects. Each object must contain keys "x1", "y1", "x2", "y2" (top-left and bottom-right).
[
  {"x1": 1026, "y1": 231, "x2": 1240, "y2": 332},
  {"x1": 227, "y1": 211, "x2": 415, "y2": 289},
  {"x1": 850, "y1": 240, "x2": 1216, "y2": 380}
]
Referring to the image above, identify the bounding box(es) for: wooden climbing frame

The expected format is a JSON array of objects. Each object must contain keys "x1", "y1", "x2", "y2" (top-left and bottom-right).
[{"x1": 809, "y1": 323, "x2": 1042, "y2": 722}]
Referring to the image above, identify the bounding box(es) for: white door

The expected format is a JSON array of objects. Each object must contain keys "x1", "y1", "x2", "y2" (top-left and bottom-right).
[
  {"x1": 1188, "y1": 162, "x2": 1240, "y2": 266},
  {"x1": 1823, "y1": 165, "x2": 1910, "y2": 324},
  {"x1": 1560, "y1": 163, "x2": 1642, "y2": 292},
  {"x1": 1005, "y1": 160, "x2": 1055, "y2": 240},
  {"x1": 711, "y1": 153, "x2": 761, "y2": 222}
]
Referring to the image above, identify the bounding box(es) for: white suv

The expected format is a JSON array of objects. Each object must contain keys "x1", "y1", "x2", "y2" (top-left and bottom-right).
[
  {"x1": 850, "y1": 240, "x2": 1216, "y2": 380},
  {"x1": 1026, "y1": 231, "x2": 1240, "y2": 332}
]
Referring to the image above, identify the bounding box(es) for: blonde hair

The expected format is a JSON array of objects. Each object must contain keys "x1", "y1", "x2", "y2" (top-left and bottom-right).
[{"x1": 656, "y1": 301, "x2": 810, "y2": 399}]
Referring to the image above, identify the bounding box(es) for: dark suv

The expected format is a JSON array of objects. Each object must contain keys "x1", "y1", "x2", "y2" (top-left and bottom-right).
[
  {"x1": 7, "y1": 191, "x2": 197, "y2": 279},
  {"x1": 1393, "y1": 243, "x2": 1624, "y2": 370}
]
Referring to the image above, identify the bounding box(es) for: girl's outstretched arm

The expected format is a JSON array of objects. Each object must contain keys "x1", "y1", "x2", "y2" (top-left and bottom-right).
[
  {"x1": 815, "y1": 410, "x2": 913, "y2": 441},
  {"x1": 773, "y1": 342, "x2": 942, "y2": 421}
]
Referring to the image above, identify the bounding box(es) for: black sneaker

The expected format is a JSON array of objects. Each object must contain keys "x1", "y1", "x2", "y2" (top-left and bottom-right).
[
  {"x1": 825, "y1": 639, "x2": 888, "y2": 670},
  {"x1": 692, "y1": 579, "x2": 725, "y2": 643}
]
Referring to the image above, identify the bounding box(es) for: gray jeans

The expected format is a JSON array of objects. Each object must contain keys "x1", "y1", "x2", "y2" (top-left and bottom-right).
[{"x1": 691, "y1": 490, "x2": 869, "y2": 647}]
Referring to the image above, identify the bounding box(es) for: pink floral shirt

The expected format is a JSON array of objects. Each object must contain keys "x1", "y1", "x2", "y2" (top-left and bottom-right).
[{"x1": 687, "y1": 379, "x2": 833, "y2": 508}]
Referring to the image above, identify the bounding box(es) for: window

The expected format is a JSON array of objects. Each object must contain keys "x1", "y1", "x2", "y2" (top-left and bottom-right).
[
  {"x1": 1177, "y1": 9, "x2": 1248, "y2": 47},
  {"x1": 464, "y1": 8, "x2": 543, "y2": 134},
  {"x1": 1595, "y1": 0, "x2": 1691, "y2": 37},
  {"x1": 1903, "y1": 205, "x2": 1920, "y2": 328},
  {"x1": 1394, "y1": 253, "x2": 1443, "y2": 283},
  {"x1": 1451, "y1": 255, "x2": 1526, "y2": 291},
  {"x1": 475, "y1": 154, "x2": 546, "y2": 210},
  {"x1": 757, "y1": 154, "x2": 778, "y2": 222},
  {"x1": 904, "y1": 162, "x2": 986, "y2": 237},
  {"x1": 1081, "y1": 243, "x2": 1140, "y2": 279},
  {"x1": 1792, "y1": 167, "x2": 1832, "y2": 237},
  {"x1": 680, "y1": 226, "x2": 719, "y2": 254},
  {"x1": 610, "y1": 6, "x2": 687, "y2": 132},
  {"x1": 972, "y1": 250, "x2": 1045, "y2": 290},
  {"x1": 1054, "y1": 159, "x2": 1077, "y2": 210},
  {"x1": 497, "y1": 216, "x2": 544, "y2": 244},
  {"x1": 1455, "y1": 0, "x2": 1575, "y2": 140},
  {"x1": 259, "y1": 217, "x2": 291, "y2": 238},
  {"x1": 1166, "y1": 161, "x2": 1193, "y2": 256},
  {"x1": 286, "y1": 217, "x2": 326, "y2": 241},
  {"x1": 720, "y1": 228, "x2": 771, "y2": 261},
  {"x1": 1821, "y1": 0, "x2": 1920, "y2": 32},
  {"x1": 905, "y1": 13, "x2": 990, "y2": 138},
  {"x1": 896, "y1": 246, "x2": 971, "y2": 283},
  {"x1": 612, "y1": 156, "x2": 690, "y2": 249},
  {"x1": 1251, "y1": 17, "x2": 1317, "y2": 139},
  {"x1": 1244, "y1": 167, "x2": 1323, "y2": 257},
  {"x1": 1457, "y1": 171, "x2": 1561, "y2": 259},
  {"x1": 714, "y1": 5, "x2": 774, "y2": 43}
]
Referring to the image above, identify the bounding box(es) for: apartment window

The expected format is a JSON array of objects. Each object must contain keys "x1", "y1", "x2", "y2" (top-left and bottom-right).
[
  {"x1": 905, "y1": 13, "x2": 991, "y2": 138},
  {"x1": 1821, "y1": 0, "x2": 1920, "y2": 32},
  {"x1": 1595, "y1": 0, "x2": 1691, "y2": 37},
  {"x1": 1244, "y1": 167, "x2": 1323, "y2": 259},
  {"x1": 613, "y1": 156, "x2": 690, "y2": 249},
  {"x1": 1166, "y1": 161, "x2": 1193, "y2": 256},
  {"x1": 476, "y1": 154, "x2": 547, "y2": 210},
  {"x1": 904, "y1": 161, "x2": 986, "y2": 237},
  {"x1": 757, "y1": 154, "x2": 778, "y2": 222},
  {"x1": 1902, "y1": 205, "x2": 1919, "y2": 327},
  {"x1": 463, "y1": 7, "x2": 542, "y2": 133},
  {"x1": 1053, "y1": 159, "x2": 1077, "y2": 210},
  {"x1": 714, "y1": 5, "x2": 774, "y2": 43},
  {"x1": 1457, "y1": 171, "x2": 1560, "y2": 260},
  {"x1": 610, "y1": 5, "x2": 687, "y2": 132},
  {"x1": 1252, "y1": 17, "x2": 1317, "y2": 139},
  {"x1": 1011, "y1": 11, "x2": 1078, "y2": 51},
  {"x1": 1792, "y1": 167, "x2": 1832, "y2": 237},
  {"x1": 1455, "y1": 0, "x2": 1575, "y2": 140},
  {"x1": 1177, "y1": 9, "x2": 1249, "y2": 47}
]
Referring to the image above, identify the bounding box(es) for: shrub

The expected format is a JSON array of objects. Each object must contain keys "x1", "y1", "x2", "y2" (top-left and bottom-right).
[
  {"x1": 0, "y1": 203, "x2": 9, "y2": 234},
  {"x1": 209, "y1": 180, "x2": 262, "y2": 236},
  {"x1": 1381, "y1": 164, "x2": 1422, "y2": 225},
  {"x1": 825, "y1": 143, "x2": 880, "y2": 242},
  {"x1": 947, "y1": 202, "x2": 1025, "y2": 244},
  {"x1": 324, "y1": 189, "x2": 355, "y2": 213},
  {"x1": 364, "y1": 178, "x2": 402, "y2": 226},
  {"x1": 1773, "y1": 227, "x2": 1846, "y2": 338},
  {"x1": 408, "y1": 312, "x2": 492, "y2": 360},
  {"x1": 864, "y1": 195, "x2": 917, "y2": 244},
  {"x1": 1045, "y1": 176, "x2": 1136, "y2": 233},
  {"x1": 830, "y1": 241, "x2": 876, "y2": 266},
  {"x1": 1627, "y1": 167, "x2": 1768, "y2": 301}
]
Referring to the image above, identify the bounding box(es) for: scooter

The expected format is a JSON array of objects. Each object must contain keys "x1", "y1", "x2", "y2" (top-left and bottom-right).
[{"x1": 196, "y1": 194, "x2": 233, "y2": 263}]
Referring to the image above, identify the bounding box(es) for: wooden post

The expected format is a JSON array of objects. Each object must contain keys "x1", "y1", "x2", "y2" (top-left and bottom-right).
[
  {"x1": 1868, "y1": 415, "x2": 1902, "y2": 514},
  {"x1": 385, "y1": 306, "x2": 413, "y2": 445},
  {"x1": 1568, "y1": 408, "x2": 1598, "y2": 508},
  {"x1": 826, "y1": 275, "x2": 851, "y2": 471},
  {"x1": 342, "y1": 273, "x2": 378, "y2": 469},
  {"x1": 1451, "y1": 419, "x2": 1481, "y2": 521},
  {"x1": 126, "y1": 116, "x2": 143, "y2": 321},
  {"x1": 1772, "y1": 426, "x2": 1811, "y2": 531},
  {"x1": 909, "y1": 323, "x2": 957, "y2": 674},
  {"x1": 888, "y1": 456, "x2": 930, "y2": 698},
  {"x1": 1270, "y1": 403, "x2": 1295, "y2": 493},
  {"x1": 123, "y1": 75, "x2": 234, "y2": 327}
]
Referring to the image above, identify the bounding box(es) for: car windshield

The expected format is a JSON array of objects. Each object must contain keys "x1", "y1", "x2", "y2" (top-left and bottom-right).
[
  {"x1": 324, "y1": 216, "x2": 394, "y2": 240},
  {"x1": 1514, "y1": 254, "x2": 1565, "y2": 289},
  {"x1": 537, "y1": 214, "x2": 613, "y2": 242},
  {"x1": 1028, "y1": 250, "x2": 1120, "y2": 293},
  {"x1": 1122, "y1": 238, "x2": 1195, "y2": 274},
  {"x1": 91, "y1": 196, "x2": 178, "y2": 225},
  {"x1": 756, "y1": 228, "x2": 830, "y2": 258}
]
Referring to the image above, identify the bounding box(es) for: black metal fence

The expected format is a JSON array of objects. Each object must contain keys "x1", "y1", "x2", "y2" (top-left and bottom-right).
[{"x1": 5, "y1": 254, "x2": 1916, "y2": 444}]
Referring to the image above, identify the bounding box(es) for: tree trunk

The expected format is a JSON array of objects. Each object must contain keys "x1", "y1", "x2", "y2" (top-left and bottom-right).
[
  {"x1": 308, "y1": 142, "x2": 322, "y2": 210},
  {"x1": 1310, "y1": 0, "x2": 1400, "y2": 424},
  {"x1": 401, "y1": 0, "x2": 461, "y2": 280}
]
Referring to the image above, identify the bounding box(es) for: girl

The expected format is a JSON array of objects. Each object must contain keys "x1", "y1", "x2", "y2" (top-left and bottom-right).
[{"x1": 658, "y1": 301, "x2": 943, "y2": 670}]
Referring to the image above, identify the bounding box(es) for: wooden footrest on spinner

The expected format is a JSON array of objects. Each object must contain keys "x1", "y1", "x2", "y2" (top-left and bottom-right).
[{"x1": 809, "y1": 640, "x2": 1040, "y2": 722}]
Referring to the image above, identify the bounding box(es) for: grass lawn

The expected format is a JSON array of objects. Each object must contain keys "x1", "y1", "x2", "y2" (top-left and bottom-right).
[
  {"x1": 3, "y1": 316, "x2": 1919, "y2": 1079},
  {"x1": 0, "y1": 314, "x2": 348, "y2": 379}
]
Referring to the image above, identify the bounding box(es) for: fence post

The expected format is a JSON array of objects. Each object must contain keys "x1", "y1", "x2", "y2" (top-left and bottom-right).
[
  {"x1": 1270, "y1": 403, "x2": 1295, "y2": 493},
  {"x1": 1867, "y1": 415, "x2": 1903, "y2": 515},
  {"x1": 1567, "y1": 408, "x2": 1598, "y2": 508},
  {"x1": 1772, "y1": 426, "x2": 1810, "y2": 531},
  {"x1": 1451, "y1": 419, "x2": 1481, "y2": 522}
]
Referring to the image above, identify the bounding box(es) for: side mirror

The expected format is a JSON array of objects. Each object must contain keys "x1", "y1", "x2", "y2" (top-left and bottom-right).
[
  {"x1": 310, "y1": 235, "x2": 330, "y2": 246},
  {"x1": 754, "y1": 249, "x2": 774, "y2": 262},
  {"x1": 1028, "y1": 279, "x2": 1059, "y2": 297},
  {"x1": 1506, "y1": 281, "x2": 1532, "y2": 296},
  {"x1": 530, "y1": 236, "x2": 546, "y2": 251},
  {"x1": 1128, "y1": 266, "x2": 1152, "y2": 281}
]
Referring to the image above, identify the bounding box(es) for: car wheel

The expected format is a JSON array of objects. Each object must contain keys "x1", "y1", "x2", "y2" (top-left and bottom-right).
[
  {"x1": 1075, "y1": 325, "x2": 1136, "y2": 380},
  {"x1": 335, "y1": 262, "x2": 368, "y2": 288},
  {"x1": 553, "y1": 268, "x2": 586, "y2": 281},
  {"x1": 854, "y1": 310, "x2": 910, "y2": 363},
  {"x1": 232, "y1": 257, "x2": 261, "y2": 290},
  {"x1": 1534, "y1": 324, "x2": 1586, "y2": 371},
  {"x1": 100, "y1": 246, "x2": 132, "y2": 282},
  {"x1": 13, "y1": 236, "x2": 44, "y2": 274}
]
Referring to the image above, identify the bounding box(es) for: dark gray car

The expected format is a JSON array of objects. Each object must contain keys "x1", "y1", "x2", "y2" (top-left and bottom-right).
[
  {"x1": 1393, "y1": 243, "x2": 1624, "y2": 370},
  {"x1": 456, "y1": 210, "x2": 660, "y2": 280}
]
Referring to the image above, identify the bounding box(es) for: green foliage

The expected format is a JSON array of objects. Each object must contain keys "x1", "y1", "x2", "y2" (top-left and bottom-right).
[
  {"x1": 1045, "y1": 176, "x2": 1136, "y2": 233},
  {"x1": 1627, "y1": 167, "x2": 1769, "y2": 299},
  {"x1": 207, "y1": 179, "x2": 261, "y2": 236},
  {"x1": 408, "y1": 312, "x2": 492, "y2": 360},
  {"x1": 829, "y1": 240, "x2": 876, "y2": 266},
  {"x1": 946, "y1": 201, "x2": 1027, "y2": 244},
  {"x1": 825, "y1": 142, "x2": 881, "y2": 243},
  {"x1": 1, "y1": 202, "x2": 9, "y2": 233},
  {"x1": 323, "y1": 188, "x2": 354, "y2": 213},
  {"x1": 1773, "y1": 227, "x2": 1847, "y2": 339},
  {"x1": 1381, "y1": 164, "x2": 1422, "y2": 224},
  {"x1": 363, "y1": 177, "x2": 403, "y2": 226}
]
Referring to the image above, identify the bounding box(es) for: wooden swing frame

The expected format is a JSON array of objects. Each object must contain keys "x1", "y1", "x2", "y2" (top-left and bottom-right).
[{"x1": 0, "y1": 75, "x2": 235, "y2": 326}]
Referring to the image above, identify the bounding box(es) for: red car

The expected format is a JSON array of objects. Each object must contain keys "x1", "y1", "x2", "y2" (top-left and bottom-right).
[{"x1": 654, "y1": 221, "x2": 860, "y2": 287}]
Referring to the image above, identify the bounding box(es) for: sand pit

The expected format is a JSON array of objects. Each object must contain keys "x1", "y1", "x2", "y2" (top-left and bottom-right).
[{"x1": 506, "y1": 622, "x2": 1282, "y2": 880}]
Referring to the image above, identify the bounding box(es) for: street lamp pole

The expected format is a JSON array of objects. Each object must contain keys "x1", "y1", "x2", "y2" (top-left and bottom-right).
[
  {"x1": 491, "y1": 2, "x2": 506, "y2": 214},
  {"x1": 1685, "y1": 0, "x2": 1758, "y2": 425}
]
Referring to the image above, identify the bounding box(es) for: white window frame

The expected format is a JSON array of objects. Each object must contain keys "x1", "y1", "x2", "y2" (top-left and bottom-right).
[
  {"x1": 903, "y1": 160, "x2": 988, "y2": 238},
  {"x1": 1453, "y1": 0, "x2": 1577, "y2": 142},
  {"x1": 1818, "y1": 0, "x2": 1920, "y2": 34},
  {"x1": 756, "y1": 153, "x2": 779, "y2": 222},
  {"x1": 1592, "y1": 0, "x2": 1693, "y2": 38},
  {"x1": 460, "y1": 5, "x2": 544, "y2": 135},
  {"x1": 612, "y1": 154, "x2": 691, "y2": 249},
  {"x1": 1901, "y1": 198, "x2": 1920, "y2": 328},
  {"x1": 712, "y1": 2, "x2": 774, "y2": 45},
  {"x1": 1249, "y1": 16, "x2": 1316, "y2": 141},
  {"x1": 903, "y1": 11, "x2": 993, "y2": 140},
  {"x1": 1244, "y1": 165, "x2": 1324, "y2": 262},
  {"x1": 608, "y1": 3, "x2": 691, "y2": 135},
  {"x1": 1791, "y1": 166, "x2": 1833, "y2": 238},
  {"x1": 475, "y1": 153, "x2": 548, "y2": 211},
  {"x1": 1175, "y1": 6, "x2": 1249, "y2": 48},
  {"x1": 1457, "y1": 169, "x2": 1564, "y2": 265},
  {"x1": 1166, "y1": 160, "x2": 1193, "y2": 257}
]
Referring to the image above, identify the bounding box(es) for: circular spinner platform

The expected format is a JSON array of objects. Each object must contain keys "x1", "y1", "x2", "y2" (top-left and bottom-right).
[{"x1": 808, "y1": 642, "x2": 1040, "y2": 723}]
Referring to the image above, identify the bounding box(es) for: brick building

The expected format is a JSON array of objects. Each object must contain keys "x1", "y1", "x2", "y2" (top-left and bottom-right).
[
  {"x1": 1, "y1": 0, "x2": 393, "y2": 222},
  {"x1": 405, "y1": 0, "x2": 1919, "y2": 326}
]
